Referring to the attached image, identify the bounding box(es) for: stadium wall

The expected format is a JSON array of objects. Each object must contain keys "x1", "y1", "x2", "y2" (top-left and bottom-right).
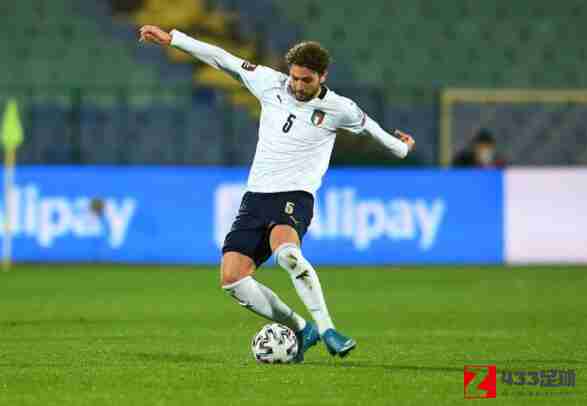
[{"x1": 0, "y1": 166, "x2": 583, "y2": 265}]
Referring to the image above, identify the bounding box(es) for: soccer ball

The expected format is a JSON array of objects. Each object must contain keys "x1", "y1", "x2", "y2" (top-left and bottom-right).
[{"x1": 251, "y1": 323, "x2": 298, "y2": 363}]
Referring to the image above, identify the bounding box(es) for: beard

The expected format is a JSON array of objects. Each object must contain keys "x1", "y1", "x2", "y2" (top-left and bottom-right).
[
  {"x1": 294, "y1": 92, "x2": 313, "y2": 102},
  {"x1": 288, "y1": 84, "x2": 317, "y2": 102}
]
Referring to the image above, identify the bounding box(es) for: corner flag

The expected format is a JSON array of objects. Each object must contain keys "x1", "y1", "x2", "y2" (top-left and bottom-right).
[
  {"x1": 2, "y1": 100, "x2": 24, "y2": 150},
  {"x1": 2, "y1": 99, "x2": 24, "y2": 271}
]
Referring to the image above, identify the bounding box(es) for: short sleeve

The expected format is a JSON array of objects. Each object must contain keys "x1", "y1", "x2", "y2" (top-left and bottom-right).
[
  {"x1": 236, "y1": 63, "x2": 285, "y2": 99},
  {"x1": 337, "y1": 99, "x2": 368, "y2": 134}
]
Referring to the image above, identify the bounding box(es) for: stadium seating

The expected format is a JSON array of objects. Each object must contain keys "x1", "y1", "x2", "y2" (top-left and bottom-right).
[
  {"x1": 2, "y1": 0, "x2": 585, "y2": 166},
  {"x1": 0, "y1": 0, "x2": 177, "y2": 89},
  {"x1": 0, "y1": 0, "x2": 262, "y2": 165},
  {"x1": 271, "y1": 0, "x2": 587, "y2": 93},
  {"x1": 258, "y1": 0, "x2": 587, "y2": 165}
]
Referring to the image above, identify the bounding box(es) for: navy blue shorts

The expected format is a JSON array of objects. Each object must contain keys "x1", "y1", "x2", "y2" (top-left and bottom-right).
[{"x1": 222, "y1": 190, "x2": 314, "y2": 267}]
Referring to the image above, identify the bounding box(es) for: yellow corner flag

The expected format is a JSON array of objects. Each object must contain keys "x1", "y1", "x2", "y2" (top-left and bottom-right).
[
  {"x1": 2, "y1": 99, "x2": 24, "y2": 271},
  {"x1": 2, "y1": 99, "x2": 24, "y2": 151}
]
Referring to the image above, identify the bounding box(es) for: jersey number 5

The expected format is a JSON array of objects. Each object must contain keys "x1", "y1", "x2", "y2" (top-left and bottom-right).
[{"x1": 282, "y1": 114, "x2": 296, "y2": 133}]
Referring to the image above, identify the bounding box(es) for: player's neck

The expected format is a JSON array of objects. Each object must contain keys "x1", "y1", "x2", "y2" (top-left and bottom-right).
[
  {"x1": 301, "y1": 86, "x2": 326, "y2": 103},
  {"x1": 311, "y1": 86, "x2": 323, "y2": 100}
]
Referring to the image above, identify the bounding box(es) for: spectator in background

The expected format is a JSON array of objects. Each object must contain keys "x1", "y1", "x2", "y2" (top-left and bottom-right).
[{"x1": 453, "y1": 128, "x2": 505, "y2": 168}]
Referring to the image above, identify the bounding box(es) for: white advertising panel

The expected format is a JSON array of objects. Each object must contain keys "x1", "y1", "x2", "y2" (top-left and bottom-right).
[{"x1": 506, "y1": 168, "x2": 587, "y2": 263}]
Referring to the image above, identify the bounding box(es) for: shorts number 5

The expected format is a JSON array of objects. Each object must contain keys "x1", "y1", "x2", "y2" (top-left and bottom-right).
[{"x1": 284, "y1": 201, "x2": 295, "y2": 215}]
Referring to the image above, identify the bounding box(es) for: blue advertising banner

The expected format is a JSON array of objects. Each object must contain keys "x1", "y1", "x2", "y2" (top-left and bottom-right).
[
  {"x1": 307, "y1": 169, "x2": 503, "y2": 264},
  {"x1": 0, "y1": 166, "x2": 503, "y2": 265}
]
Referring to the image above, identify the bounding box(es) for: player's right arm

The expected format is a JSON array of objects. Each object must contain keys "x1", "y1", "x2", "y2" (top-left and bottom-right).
[{"x1": 139, "y1": 25, "x2": 277, "y2": 98}]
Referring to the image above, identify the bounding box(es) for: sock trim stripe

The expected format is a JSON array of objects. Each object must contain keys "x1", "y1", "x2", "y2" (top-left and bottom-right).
[{"x1": 221, "y1": 275, "x2": 253, "y2": 290}]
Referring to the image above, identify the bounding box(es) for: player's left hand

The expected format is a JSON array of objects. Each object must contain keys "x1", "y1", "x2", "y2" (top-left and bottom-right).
[{"x1": 395, "y1": 130, "x2": 415, "y2": 151}]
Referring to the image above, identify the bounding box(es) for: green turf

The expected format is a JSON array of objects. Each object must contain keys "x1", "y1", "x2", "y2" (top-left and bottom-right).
[{"x1": 1, "y1": 265, "x2": 586, "y2": 405}]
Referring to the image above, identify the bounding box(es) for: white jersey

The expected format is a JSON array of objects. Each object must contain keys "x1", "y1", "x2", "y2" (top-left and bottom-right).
[
  {"x1": 238, "y1": 65, "x2": 368, "y2": 195},
  {"x1": 171, "y1": 30, "x2": 409, "y2": 196}
]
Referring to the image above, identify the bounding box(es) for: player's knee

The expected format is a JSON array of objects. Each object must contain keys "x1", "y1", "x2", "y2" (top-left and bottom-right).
[
  {"x1": 221, "y1": 274, "x2": 247, "y2": 297},
  {"x1": 220, "y1": 252, "x2": 255, "y2": 287},
  {"x1": 220, "y1": 266, "x2": 251, "y2": 287},
  {"x1": 275, "y1": 243, "x2": 302, "y2": 274}
]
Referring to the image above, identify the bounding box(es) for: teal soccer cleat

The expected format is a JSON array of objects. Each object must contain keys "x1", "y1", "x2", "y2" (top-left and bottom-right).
[
  {"x1": 322, "y1": 329, "x2": 356, "y2": 358},
  {"x1": 293, "y1": 321, "x2": 320, "y2": 363}
]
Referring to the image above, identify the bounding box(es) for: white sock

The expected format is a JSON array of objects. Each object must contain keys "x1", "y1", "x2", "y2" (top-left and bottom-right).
[
  {"x1": 222, "y1": 276, "x2": 306, "y2": 332},
  {"x1": 275, "y1": 243, "x2": 335, "y2": 335}
]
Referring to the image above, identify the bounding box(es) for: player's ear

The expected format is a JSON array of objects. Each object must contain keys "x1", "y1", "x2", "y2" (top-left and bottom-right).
[{"x1": 319, "y1": 70, "x2": 328, "y2": 84}]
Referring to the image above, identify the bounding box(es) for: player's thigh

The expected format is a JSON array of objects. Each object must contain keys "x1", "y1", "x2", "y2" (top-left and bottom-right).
[
  {"x1": 222, "y1": 223, "x2": 271, "y2": 272},
  {"x1": 221, "y1": 191, "x2": 267, "y2": 281},
  {"x1": 269, "y1": 225, "x2": 300, "y2": 251},
  {"x1": 220, "y1": 251, "x2": 256, "y2": 286},
  {"x1": 269, "y1": 191, "x2": 313, "y2": 251}
]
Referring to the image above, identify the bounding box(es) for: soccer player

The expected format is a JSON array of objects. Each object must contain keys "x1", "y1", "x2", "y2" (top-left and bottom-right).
[{"x1": 139, "y1": 25, "x2": 415, "y2": 362}]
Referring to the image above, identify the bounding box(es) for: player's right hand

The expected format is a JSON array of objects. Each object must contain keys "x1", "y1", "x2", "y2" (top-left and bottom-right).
[{"x1": 139, "y1": 25, "x2": 172, "y2": 46}]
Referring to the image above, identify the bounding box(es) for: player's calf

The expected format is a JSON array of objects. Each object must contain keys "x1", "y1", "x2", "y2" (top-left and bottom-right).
[
  {"x1": 275, "y1": 243, "x2": 335, "y2": 334},
  {"x1": 221, "y1": 252, "x2": 306, "y2": 333}
]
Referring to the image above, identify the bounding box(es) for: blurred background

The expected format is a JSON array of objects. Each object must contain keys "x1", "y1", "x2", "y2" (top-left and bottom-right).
[
  {"x1": 1, "y1": 0, "x2": 586, "y2": 167},
  {"x1": 0, "y1": 0, "x2": 586, "y2": 265}
]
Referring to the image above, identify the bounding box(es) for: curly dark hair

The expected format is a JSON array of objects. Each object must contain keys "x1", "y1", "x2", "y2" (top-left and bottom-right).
[{"x1": 285, "y1": 41, "x2": 331, "y2": 75}]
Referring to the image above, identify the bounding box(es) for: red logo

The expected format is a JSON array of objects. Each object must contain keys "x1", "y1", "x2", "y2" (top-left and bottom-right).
[{"x1": 464, "y1": 365, "x2": 497, "y2": 399}]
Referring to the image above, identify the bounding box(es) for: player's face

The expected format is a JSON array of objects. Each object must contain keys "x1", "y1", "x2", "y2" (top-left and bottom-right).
[{"x1": 289, "y1": 65, "x2": 325, "y2": 102}]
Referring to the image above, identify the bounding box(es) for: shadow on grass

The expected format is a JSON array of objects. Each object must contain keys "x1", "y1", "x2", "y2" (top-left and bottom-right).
[
  {"x1": 1, "y1": 318, "x2": 119, "y2": 327},
  {"x1": 0, "y1": 362, "x2": 74, "y2": 368},
  {"x1": 303, "y1": 359, "x2": 587, "y2": 372},
  {"x1": 304, "y1": 361, "x2": 463, "y2": 373},
  {"x1": 0, "y1": 353, "x2": 223, "y2": 368},
  {"x1": 0, "y1": 335, "x2": 141, "y2": 343},
  {"x1": 494, "y1": 359, "x2": 587, "y2": 365},
  {"x1": 126, "y1": 352, "x2": 225, "y2": 365}
]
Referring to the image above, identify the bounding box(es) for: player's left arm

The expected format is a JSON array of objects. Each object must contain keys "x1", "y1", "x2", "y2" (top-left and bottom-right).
[
  {"x1": 364, "y1": 116, "x2": 415, "y2": 158},
  {"x1": 339, "y1": 100, "x2": 415, "y2": 158}
]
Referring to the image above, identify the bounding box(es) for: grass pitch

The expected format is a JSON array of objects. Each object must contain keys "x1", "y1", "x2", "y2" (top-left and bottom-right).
[{"x1": 1, "y1": 265, "x2": 586, "y2": 405}]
